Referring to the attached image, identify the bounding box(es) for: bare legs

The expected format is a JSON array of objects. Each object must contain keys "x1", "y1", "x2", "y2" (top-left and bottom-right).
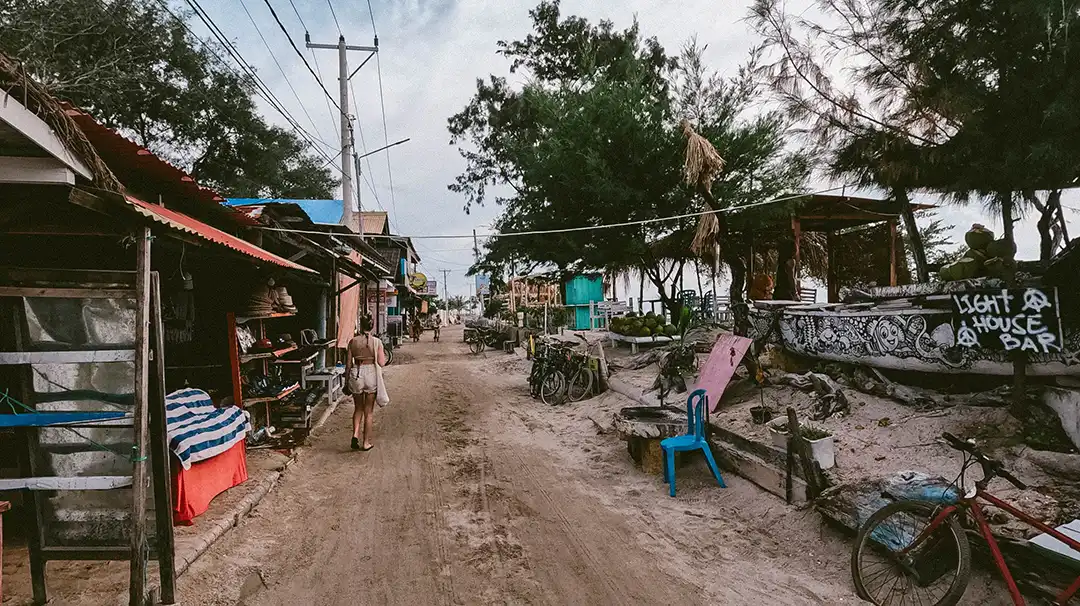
[{"x1": 351, "y1": 392, "x2": 376, "y2": 450}]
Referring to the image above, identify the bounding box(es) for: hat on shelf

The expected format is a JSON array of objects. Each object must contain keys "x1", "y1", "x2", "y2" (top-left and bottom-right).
[{"x1": 272, "y1": 285, "x2": 297, "y2": 313}]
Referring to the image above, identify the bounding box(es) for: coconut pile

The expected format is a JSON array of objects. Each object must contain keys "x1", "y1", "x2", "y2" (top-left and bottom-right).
[
  {"x1": 938, "y1": 223, "x2": 1019, "y2": 281},
  {"x1": 609, "y1": 311, "x2": 677, "y2": 338}
]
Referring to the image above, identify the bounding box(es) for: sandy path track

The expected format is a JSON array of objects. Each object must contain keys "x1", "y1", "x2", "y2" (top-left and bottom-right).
[{"x1": 176, "y1": 327, "x2": 857, "y2": 605}]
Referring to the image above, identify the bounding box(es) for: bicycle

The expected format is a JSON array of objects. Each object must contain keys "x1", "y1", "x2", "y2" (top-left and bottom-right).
[
  {"x1": 378, "y1": 334, "x2": 395, "y2": 365},
  {"x1": 465, "y1": 327, "x2": 497, "y2": 355},
  {"x1": 851, "y1": 432, "x2": 1080, "y2": 606},
  {"x1": 527, "y1": 338, "x2": 569, "y2": 405},
  {"x1": 565, "y1": 333, "x2": 604, "y2": 402}
]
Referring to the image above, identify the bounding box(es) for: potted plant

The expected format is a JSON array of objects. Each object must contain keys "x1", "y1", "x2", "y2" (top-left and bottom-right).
[
  {"x1": 765, "y1": 420, "x2": 836, "y2": 470},
  {"x1": 649, "y1": 307, "x2": 699, "y2": 407}
]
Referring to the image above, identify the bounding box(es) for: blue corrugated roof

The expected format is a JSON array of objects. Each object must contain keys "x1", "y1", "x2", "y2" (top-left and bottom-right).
[{"x1": 224, "y1": 198, "x2": 344, "y2": 225}]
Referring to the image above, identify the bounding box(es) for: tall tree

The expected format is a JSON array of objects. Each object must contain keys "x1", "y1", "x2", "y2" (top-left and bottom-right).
[
  {"x1": 451, "y1": 4, "x2": 807, "y2": 313},
  {"x1": 749, "y1": 0, "x2": 1080, "y2": 267},
  {"x1": 0, "y1": 0, "x2": 337, "y2": 198}
]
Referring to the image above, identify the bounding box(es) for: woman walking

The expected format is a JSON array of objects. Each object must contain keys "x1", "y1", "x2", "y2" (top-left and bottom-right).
[{"x1": 345, "y1": 316, "x2": 387, "y2": 451}]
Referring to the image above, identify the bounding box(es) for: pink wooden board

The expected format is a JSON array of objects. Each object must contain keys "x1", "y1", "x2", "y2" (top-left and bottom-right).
[{"x1": 692, "y1": 334, "x2": 753, "y2": 411}]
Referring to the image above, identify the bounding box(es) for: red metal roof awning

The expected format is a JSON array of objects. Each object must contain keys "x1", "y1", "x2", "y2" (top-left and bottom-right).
[{"x1": 124, "y1": 195, "x2": 316, "y2": 273}]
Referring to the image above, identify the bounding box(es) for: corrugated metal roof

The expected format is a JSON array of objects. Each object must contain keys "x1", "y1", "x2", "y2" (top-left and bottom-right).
[{"x1": 125, "y1": 195, "x2": 317, "y2": 273}]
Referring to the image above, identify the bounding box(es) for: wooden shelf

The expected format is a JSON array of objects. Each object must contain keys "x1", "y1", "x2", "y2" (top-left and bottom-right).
[
  {"x1": 271, "y1": 351, "x2": 318, "y2": 365},
  {"x1": 241, "y1": 383, "x2": 300, "y2": 407},
  {"x1": 239, "y1": 344, "x2": 297, "y2": 363},
  {"x1": 235, "y1": 311, "x2": 295, "y2": 324}
]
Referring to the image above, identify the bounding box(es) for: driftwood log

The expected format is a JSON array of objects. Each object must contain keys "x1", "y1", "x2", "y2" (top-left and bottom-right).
[{"x1": 613, "y1": 406, "x2": 687, "y2": 474}]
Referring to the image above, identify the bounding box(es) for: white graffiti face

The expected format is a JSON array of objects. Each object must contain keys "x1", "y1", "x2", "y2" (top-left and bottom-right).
[{"x1": 873, "y1": 319, "x2": 902, "y2": 352}]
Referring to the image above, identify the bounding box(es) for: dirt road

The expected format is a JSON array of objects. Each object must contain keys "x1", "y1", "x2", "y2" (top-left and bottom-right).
[{"x1": 176, "y1": 326, "x2": 860, "y2": 605}]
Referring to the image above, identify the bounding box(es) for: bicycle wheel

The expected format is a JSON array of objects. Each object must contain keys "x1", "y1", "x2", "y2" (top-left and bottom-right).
[
  {"x1": 469, "y1": 338, "x2": 485, "y2": 355},
  {"x1": 385, "y1": 348, "x2": 394, "y2": 366},
  {"x1": 567, "y1": 367, "x2": 594, "y2": 402},
  {"x1": 540, "y1": 370, "x2": 566, "y2": 405},
  {"x1": 852, "y1": 500, "x2": 971, "y2": 606}
]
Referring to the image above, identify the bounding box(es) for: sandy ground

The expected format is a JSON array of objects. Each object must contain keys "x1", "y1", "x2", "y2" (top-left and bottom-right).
[
  {"x1": 159, "y1": 325, "x2": 864, "y2": 606},
  {"x1": 3, "y1": 327, "x2": 1044, "y2": 605}
]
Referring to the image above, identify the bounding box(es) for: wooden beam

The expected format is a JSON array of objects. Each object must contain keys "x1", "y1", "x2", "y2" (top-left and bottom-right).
[
  {"x1": 0, "y1": 286, "x2": 136, "y2": 299},
  {"x1": 0, "y1": 266, "x2": 135, "y2": 288},
  {"x1": 148, "y1": 272, "x2": 177, "y2": 604},
  {"x1": 0, "y1": 350, "x2": 135, "y2": 364},
  {"x1": 0, "y1": 96, "x2": 92, "y2": 179},
  {"x1": 130, "y1": 226, "x2": 152, "y2": 606},
  {"x1": 791, "y1": 216, "x2": 802, "y2": 298},
  {"x1": 827, "y1": 232, "x2": 839, "y2": 303},
  {"x1": 0, "y1": 476, "x2": 133, "y2": 490},
  {"x1": 0, "y1": 157, "x2": 75, "y2": 185},
  {"x1": 41, "y1": 546, "x2": 134, "y2": 561}
]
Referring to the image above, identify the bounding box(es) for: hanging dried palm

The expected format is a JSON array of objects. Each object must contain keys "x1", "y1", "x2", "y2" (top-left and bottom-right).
[{"x1": 681, "y1": 119, "x2": 726, "y2": 255}]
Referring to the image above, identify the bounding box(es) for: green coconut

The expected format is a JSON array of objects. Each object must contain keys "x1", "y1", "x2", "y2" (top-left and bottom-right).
[
  {"x1": 953, "y1": 257, "x2": 980, "y2": 280},
  {"x1": 962, "y1": 249, "x2": 987, "y2": 264},
  {"x1": 663, "y1": 324, "x2": 677, "y2": 336},
  {"x1": 965, "y1": 224, "x2": 995, "y2": 251},
  {"x1": 938, "y1": 264, "x2": 955, "y2": 281},
  {"x1": 985, "y1": 238, "x2": 1017, "y2": 260},
  {"x1": 645, "y1": 311, "x2": 657, "y2": 319},
  {"x1": 639, "y1": 326, "x2": 652, "y2": 337}
]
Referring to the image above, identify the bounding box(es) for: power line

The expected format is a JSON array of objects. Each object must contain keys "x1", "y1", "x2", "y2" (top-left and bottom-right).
[
  {"x1": 375, "y1": 50, "x2": 399, "y2": 221},
  {"x1": 326, "y1": 0, "x2": 342, "y2": 34},
  {"x1": 153, "y1": 0, "x2": 340, "y2": 172},
  {"x1": 238, "y1": 0, "x2": 334, "y2": 151},
  {"x1": 286, "y1": 0, "x2": 306, "y2": 28},
  {"x1": 253, "y1": 185, "x2": 856, "y2": 240},
  {"x1": 365, "y1": 0, "x2": 379, "y2": 36},
  {"x1": 261, "y1": 0, "x2": 342, "y2": 114},
  {"x1": 182, "y1": 0, "x2": 333, "y2": 163}
]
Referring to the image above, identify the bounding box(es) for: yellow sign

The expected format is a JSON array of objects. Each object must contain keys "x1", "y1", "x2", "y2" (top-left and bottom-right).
[{"x1": 409, "y1": 272, "x2": 427, "y2": 290}]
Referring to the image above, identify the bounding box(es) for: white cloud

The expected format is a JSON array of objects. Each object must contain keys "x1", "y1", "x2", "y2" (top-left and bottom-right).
[{"x1": 202, "y1": 0, "x2": 1073, "y2": 301}]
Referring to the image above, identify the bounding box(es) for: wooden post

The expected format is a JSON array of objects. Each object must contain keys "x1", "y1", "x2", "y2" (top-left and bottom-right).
[
  {"x1": 227, "y1": 312, "x2": 242, "y2": 406},
  {"x1": 888, "y1": 219, "x2": 898, "y2": 287},
  {"x1": 827, "y1": 231, "x2": 839, "y2": 303},
  {"x1": 0, "y1": 501, "x2": 9, "y2": 602},
  {"x1": 148, "y1": 272, "x2": 176, "y2": 604},
  {"x1": 791, "y1": 216, "x2": 802, "y2": 281},
  {"x1": 130, "y1": 226, "x2": 152, "y2": 606},
  {"x1": 786, "y1": 407, "x2": 820, "y2": 500}
]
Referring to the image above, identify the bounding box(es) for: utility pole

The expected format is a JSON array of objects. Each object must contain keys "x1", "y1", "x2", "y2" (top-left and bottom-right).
[
  {"x1": 307, "y1": 34, "x2": 378, "y2": 234},
  {"x1": 440, "y1": 269, "x2": 450, "y2": 303}
]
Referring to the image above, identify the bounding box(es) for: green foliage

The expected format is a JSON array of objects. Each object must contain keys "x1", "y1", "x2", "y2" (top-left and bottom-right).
[
  {"x1": 0, "y1": 0, "x2": 337, "y2": 198},
  {"x1": 451, "y1": 3, "x2": 807, "y2": 313},
  {"x1": 483, "y1": 298, "x2": 505, "y2": 319},
  {"x1": 749, "y1": 0, "x2": 1080, "y2": 256}
]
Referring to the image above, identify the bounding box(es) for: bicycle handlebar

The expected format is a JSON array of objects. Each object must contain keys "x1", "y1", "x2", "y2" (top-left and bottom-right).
[{"x1": 941, "y1": 432, "x2": 1027, "y2": 490}]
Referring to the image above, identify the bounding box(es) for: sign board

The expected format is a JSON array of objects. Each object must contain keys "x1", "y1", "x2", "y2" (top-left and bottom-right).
[
  {"x1": 425, "y1": 280, "x2": 438, "y2": 296},
  {"x1": 692, "y1": 334, "x2": 753, "y2": 412},
  {"x1": 409, "y1": 272, "x2": 427, "y2": 290},
  {"x1": 475, "y1": 274, "x2": 491, "y2": 296},
  {"x1": 951, "y1": 287, "x2": 1063, "y2": 353}
]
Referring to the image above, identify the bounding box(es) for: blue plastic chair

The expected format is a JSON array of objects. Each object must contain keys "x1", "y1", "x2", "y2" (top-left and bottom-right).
[{"x1": 661, "y1": 388, "x2": 726, "y2": 497}]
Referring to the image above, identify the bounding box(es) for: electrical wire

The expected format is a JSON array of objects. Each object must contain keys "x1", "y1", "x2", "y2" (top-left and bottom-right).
[
  {"x1": 261, "y1": 0, "x2": 343, "y2": 114},
  {"x1": 252, "y1": 184, "x2": 856, "y2": 240},
  {"x1": 366, "y1": 0, "x2": 378, "y2": 36},
  {"x1": 240, "y1": 0, "x2": 335, "y2": 151},
  {"x1": 178, "y1": 0, "x2": 339, "y2": 170},
  {"x1": 326, "y1": 0, "x2": 342, "y2": 34},
  {"x1": 374, "y1": 51, "x2": 399, "y2": 222},
  {"x1": 287, "y1": 0, "x2": 306, "y2": 28}
]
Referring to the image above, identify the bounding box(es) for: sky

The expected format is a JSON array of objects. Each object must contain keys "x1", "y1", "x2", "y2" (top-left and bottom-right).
[{"x1": 195, "y1": 0, "x2": 1078, "y2": 302}]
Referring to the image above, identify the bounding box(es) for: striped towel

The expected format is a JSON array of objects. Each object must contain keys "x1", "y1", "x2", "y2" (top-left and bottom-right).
[{"x1": 165, "y1": 388, "x2": 251, "y2": 470}]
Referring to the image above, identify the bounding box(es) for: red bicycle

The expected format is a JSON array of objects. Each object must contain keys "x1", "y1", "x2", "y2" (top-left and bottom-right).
[{"x1": 851, "y1": 432, "x2": 1080, "y2": 605}]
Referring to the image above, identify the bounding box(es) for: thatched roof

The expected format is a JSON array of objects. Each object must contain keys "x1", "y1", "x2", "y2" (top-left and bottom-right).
[{"x1": 0, "y1": 52, "x2": 121, "y2": 192}]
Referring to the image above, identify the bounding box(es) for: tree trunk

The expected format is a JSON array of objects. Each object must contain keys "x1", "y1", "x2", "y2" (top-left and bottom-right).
[
  {"x1": 895, "y1": 188, "x2": 929, "y2": 282},
  {"x1": 1038, "y1": 196, "x2": 1054, "y2": 261},
  {"x1": 1000, "y1": 191, "x2": 1016, "y2": 245}
]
